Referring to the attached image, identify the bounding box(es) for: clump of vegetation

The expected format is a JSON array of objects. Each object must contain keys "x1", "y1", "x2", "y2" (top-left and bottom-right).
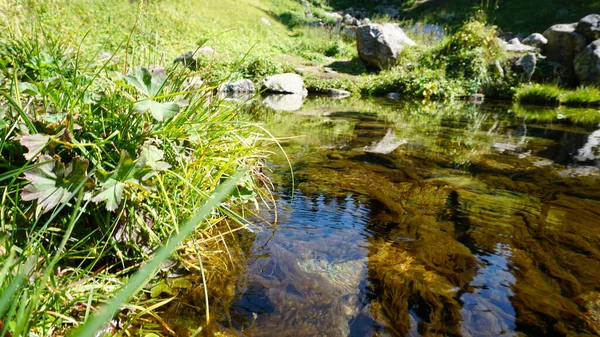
[
  {"x1": 515, "y1": 84, "x2": 600, "y2": 107},
  {"x1": 514, "y1": 84, "x2": 562, "y2": 106}
]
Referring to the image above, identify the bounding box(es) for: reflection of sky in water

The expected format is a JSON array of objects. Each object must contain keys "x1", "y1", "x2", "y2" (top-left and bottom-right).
[{"x1": 460, "y1": 243, "x2": 517, "y2": 337}]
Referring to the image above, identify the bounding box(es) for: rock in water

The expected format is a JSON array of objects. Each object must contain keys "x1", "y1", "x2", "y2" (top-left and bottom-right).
[
  {"x1": 219, "y1": 79, "x2": 255, "y2": 94},
  {"x1": 542, "y1": 23, "x2": 586, "y2": 84},
  {"x1": 575, "y1": 40, "x2": 600, "y2": 85},
  {"x1": 576, "y1": 14, "x2": 600, "y2": 42},
  {"x1": 262, "y1": 73, "x2": 307, "y2": 94},
  {"x1": 522, "y1": 33, "x2": 548, "y2": 48},
  {"x1": 325, "y1": 88, "x2": 351, "y2": 98},
  {"x1": 356, "y1": 23, "x2": 416, "y2": 69}
]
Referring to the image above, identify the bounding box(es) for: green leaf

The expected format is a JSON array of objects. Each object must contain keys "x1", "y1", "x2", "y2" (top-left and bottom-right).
[
  {"x1": 91, "y1": 151, "x2": 155, "y2": 211},
  {"x1": 125, "y1": 67, "x2": 167, "y2": 98},
  {"x1": 138, "y1": 144, "x2": 171, "y2": 172},
  {"x1": 134, "y1": 99, "x2": 179, "y2": 122},
  {"x1": 18, "y1": 82, "x2": 40, "y2": 96},
  {"x1": 16, "y1": 134, "x2": 50, "y2": 161},
  {"x1": 21, "y1": 155, "x2": 91, "y2": 213}
]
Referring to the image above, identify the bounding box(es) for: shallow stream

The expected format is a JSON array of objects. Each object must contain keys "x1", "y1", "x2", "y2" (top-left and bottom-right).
[{"x1": 226, "y1": 98, "x2": 600, "y2": 336}]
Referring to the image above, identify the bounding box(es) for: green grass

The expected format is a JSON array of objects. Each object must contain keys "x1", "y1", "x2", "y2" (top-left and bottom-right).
[
  {"x1": 514, "y1": 84, "x2": 562, "y2": 106},
  {"x1": 515, "y1": 84, "x2": 600, "y2": 107}
]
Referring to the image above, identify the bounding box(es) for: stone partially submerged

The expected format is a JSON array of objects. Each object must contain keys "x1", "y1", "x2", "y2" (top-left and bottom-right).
[
  {"x1": 356, "y1": 23, "x2": 416, "y2": 69},
  {"x1": 263, "y1": 73, "x2": 307, "y2": 95}
]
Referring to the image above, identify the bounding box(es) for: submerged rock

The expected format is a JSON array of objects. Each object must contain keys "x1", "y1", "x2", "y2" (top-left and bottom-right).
[
  {"x1": 356, "y1": 23, "x2": 416, "y2": 69},
  {"x1": 364, "y1": 129, "x2": 407, "y2": 154}
]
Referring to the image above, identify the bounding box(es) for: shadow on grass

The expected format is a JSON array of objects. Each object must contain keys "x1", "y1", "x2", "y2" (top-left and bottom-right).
[{"x1": 327, "y1": 58, "x2": 372, "y2": 75}]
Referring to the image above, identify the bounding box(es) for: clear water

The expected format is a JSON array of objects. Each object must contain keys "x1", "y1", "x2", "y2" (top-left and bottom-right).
[{"x1": 224, "y1": 98, "x2": 600, "y2": 336}]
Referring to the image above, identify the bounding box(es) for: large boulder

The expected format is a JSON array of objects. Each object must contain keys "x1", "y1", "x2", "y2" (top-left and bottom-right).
[
  {"x1": 263, "y1": 73, "x2": 307, "y2": 94},
  {"x1": 574, "y1": 40, "x2": 600, "y2": 85},
  {"x1": 542, "y1": 23, "x2": 587, "y2": 84},
  {"x1": 576, "y1": 14, "x2": 600, "y2": 42},
  {"x1": 356, "y1": 23, "x2": 416, "y2": 69}
]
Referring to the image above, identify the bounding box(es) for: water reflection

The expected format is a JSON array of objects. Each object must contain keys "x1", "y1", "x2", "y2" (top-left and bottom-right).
[{"x1": 223, "y1": 98, "x2": 600, "y2": 336}]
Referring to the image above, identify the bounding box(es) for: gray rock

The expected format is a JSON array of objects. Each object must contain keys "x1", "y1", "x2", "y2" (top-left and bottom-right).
[
  {"x1": 386, "y1": 92, "x2": 402, "y2": 99},
  {"x1": 408, "y1": 23, "x2": 446, "y2": 42},
  {"x1": 576, "y1": 14, "x2": 600, "y2": 42},
  {"x1": 574, "y1": 40, "x2": 600, "y2": 85},
  {"x1": 174, "y1": 51, "x2": 197, "y2": 69},
  {"x1": 543, "y1": 23, "x2": 587, "y2": 84},
  {"x1": 515, "y1": 53, "x2": 537, "y2": 82},
  {"x1": 219, "y1": 79, "x2": 255, "y2": 94},
  {"x1": 356, "y1": 23, "x2": 416, "y2": 69},
  {"x1": 343, "y1": 14, "x2": 360, "y2": 26},
  {"x1": 262, "y1": 94, "x2": 305, "y2": 111},
  {"x1": 323, "y1": 67, "x2": 336, "y2": 73},
  {"x1": 522, "y1": 33, "x2": 548, "y2": 48},
  {"x1": 543, "y1": 23, "x2": 587, "y2": 63},
  {"x1": 503, "y1": 38, "x2": 537, "y2": 53},
  {"x1": 325, "y1": 88, "x2": 351, "y2": 98},
  {"x1": 263, "y1": 73, "x2": 307, "y2": 94}
]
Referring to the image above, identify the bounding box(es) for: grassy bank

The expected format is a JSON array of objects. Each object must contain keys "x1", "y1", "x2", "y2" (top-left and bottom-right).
[{"x1": 0, "y1": 1, "x2": 275, "y2": 336}]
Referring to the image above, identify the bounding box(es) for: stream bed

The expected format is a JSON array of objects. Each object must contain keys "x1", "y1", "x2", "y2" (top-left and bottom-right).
[{"x1": 225, "y1": 98, "x2": 600, "y2": 336}]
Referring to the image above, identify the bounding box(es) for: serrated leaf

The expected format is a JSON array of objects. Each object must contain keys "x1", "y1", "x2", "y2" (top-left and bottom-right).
[
  {"x1": 16, "y1": 134, "x2": 50, "y2": 161},
  {"x1": 134, "y1": 99, "x2": 179, "y2": 122},
  {"x1": 21, "y1": 155, "x2": 91, "y2": 213}
]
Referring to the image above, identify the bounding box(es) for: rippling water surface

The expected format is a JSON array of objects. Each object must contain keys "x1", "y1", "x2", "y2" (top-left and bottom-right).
[{"x1": 225, "y1": 99, "x2": 600, "y2": 336}]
